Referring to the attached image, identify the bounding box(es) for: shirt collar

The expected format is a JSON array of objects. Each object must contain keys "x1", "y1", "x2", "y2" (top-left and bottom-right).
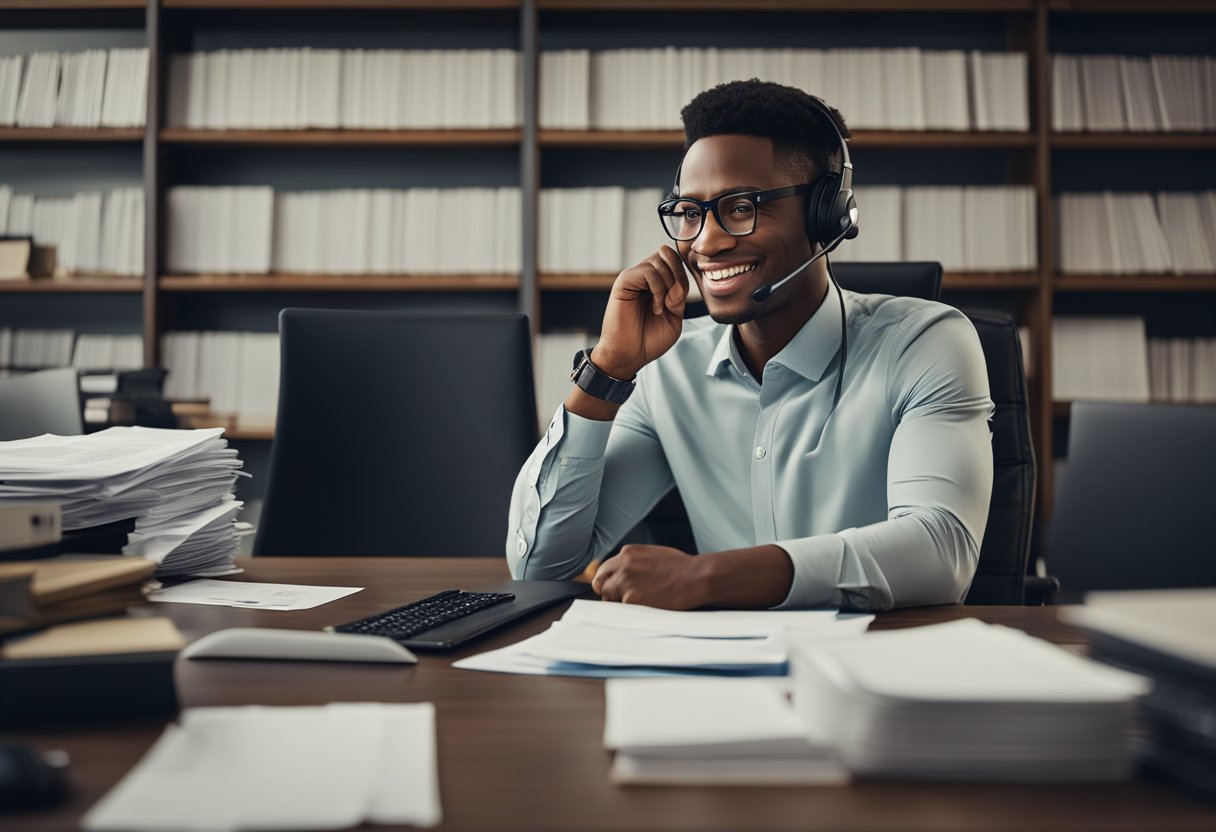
[{"x1": 704, "y1": 282, "x2": 847, "y2": 382}]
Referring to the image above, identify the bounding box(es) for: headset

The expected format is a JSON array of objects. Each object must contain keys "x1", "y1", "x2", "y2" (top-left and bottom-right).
[{"x1": 671, "y1": 94, "x2": 859, "y2": 408}]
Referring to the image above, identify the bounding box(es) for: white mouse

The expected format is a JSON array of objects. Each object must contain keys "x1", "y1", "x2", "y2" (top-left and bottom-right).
[{"x1": 181, "y1": 627, "x2": 418, "y2": 664}]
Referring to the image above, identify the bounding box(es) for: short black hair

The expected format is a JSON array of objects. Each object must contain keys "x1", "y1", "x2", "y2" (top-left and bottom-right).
[{"x1": 680, "y1": 79, "x2": 851, "y2": 184}]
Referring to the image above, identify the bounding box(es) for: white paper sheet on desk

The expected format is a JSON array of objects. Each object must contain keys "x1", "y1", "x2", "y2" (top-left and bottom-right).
[
  {"x1": 453, "y1": 615, "x2": 874, "y2": 677},
  {"x1": 81, "y1": 703, "x2": 442, "y2": 831},
  {"x1": 147, "y1": 578, "x2": 362, "y2": 610},
  {"x1": 559, "y1": 598, "x2": 840, "y2": 637},
  {"x1": 522, "y1": 620, "x2": 789, "y2": 667}
]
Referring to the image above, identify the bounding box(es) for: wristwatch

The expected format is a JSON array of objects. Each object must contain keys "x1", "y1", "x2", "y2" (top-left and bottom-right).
[{"x1": 570, "y1": 348, "x2": 636, "y2": 404}]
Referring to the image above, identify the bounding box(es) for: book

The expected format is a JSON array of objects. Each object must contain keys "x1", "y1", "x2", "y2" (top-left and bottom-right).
[{"x1": 0, "y1": 556, "x2": 156, "y2": 635}]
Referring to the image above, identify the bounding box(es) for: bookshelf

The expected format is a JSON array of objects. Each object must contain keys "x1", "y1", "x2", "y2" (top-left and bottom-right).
[{"x1": 3, "y1": 0, "x2": 1214, "y2": 530}]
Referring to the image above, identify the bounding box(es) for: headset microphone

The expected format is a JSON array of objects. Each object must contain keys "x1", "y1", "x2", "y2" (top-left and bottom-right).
[{"x1": 749, "y1": 216, "x2": 853, "y2": 303}]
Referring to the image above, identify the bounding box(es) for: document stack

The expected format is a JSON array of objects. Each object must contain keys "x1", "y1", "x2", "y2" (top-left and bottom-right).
[
  {"x1": 0, "y1": 427, "x2": 245, "y2": 578},
  {"x1": 0, "y1": 557, "x2": 155, "y2": 635},
  {"x1": 790, "y1": 619, "x2": 1151, "y2": 781},
  {"x1": 455, "y1": 599, "x2": 872, "y2": 677},
  {"x1": 83, "y1": 703, "x2": 442, "y2": 831},
  {"x1": 604, "y1": 677, "x2": 848, "y2": 785},
  {"x1": 1060, "y1": 589, "x2": 1216, "y2": 801}
]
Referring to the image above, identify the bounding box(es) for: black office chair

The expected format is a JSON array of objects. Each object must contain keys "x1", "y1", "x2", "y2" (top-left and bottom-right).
[
  {"x1": 254, "y1": 310, "x2": 538, "y2": 557},
  {"x1": 0, "y1": 368, "x2": 84, "y2": 440},
  {"x1": 625, "y1": 262, "x2": 1037, "y2": 605},
  {"x1": 1047, "y1": 402, "x2": 1216, "y2": 602}
]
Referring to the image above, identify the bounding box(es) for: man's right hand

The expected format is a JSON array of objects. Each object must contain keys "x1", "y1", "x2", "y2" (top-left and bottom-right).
[{"x1": 589, "y1": 246, "x2": 689, "y2": 380}]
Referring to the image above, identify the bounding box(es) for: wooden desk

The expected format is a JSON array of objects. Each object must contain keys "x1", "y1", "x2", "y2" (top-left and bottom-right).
[{"x1": 5, "y1": 557, "x2": 1214, "y2": 832}]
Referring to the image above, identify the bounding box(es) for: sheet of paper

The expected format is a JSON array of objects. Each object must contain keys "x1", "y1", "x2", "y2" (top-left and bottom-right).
[
  {"x1": 148, "y1": 579, "x2": 361, "y2": 610},
  {"x1": 519, "y1": 620, "x2": 788, "y2": 668},
  {"x1": 560, "y1": 598, "x2": 839, "y2": 637},
  {"x1": 82, "y1": 703, "x2": 442, "y2": 832}
]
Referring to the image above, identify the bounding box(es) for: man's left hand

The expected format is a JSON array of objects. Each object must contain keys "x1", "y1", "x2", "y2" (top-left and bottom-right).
[{"x1": 591, "y1": 544, "x2": 708, "y2": 609}]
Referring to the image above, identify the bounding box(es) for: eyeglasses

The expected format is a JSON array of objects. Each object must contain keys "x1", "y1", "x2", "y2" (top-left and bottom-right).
[{"x1": 657, "y1": 182, "x2": 817, "y2": 242}]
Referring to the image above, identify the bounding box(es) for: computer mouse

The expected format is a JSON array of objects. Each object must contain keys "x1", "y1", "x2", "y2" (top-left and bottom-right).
[{"x1": 181, "y1": 628, "x2": 418, "y2": 664}]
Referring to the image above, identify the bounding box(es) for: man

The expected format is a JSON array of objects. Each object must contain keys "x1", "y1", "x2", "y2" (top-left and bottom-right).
[{"x1": 507, "y1": 80, "x2": 994, "y2": 611}]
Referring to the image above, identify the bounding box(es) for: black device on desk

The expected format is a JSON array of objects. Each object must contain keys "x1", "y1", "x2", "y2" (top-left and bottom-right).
[{"x1": 327, "y1": 580, "x2": 589, "y2": 649}]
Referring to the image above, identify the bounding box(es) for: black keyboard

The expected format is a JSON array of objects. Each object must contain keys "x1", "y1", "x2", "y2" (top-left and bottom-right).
[{"x1": 327, "y1": 589, "x2": 517, "y2": 642}]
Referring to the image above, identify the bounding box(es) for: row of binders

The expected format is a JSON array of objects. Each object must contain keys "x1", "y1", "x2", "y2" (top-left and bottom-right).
[
  {"x1": 0, "y1": 186, "x2": 144, "y2": 277},
  {"x1": 1057, "y1": 191, "x2": 1216, "y2": 275},
  {"x1": 160, "y1": 331, "x2": 280, "y2": 429},
  {"x1": 166, "y1": 186, "x2": 521, "y2": 275},
  {"x1": 540, "y1": 188, "x2": 668, "y2": 274},
  {"x1": 1053, "y1": 54, "x2": 1216, "y2": 132},
  {"x1": 1050, "y1": 317, "x2": 1216, "y2": 404},
  {"x1": 0, "y1": 49, "x2": 148, "y2": 129},
  {"x1": 542, "y1": 48, "x2": 1027, "y2": 131},
  {"x1": 168, "y1": 49, "x2": 520, "y2": 130},
  {"x1": 832, "y1": 185, "x2": 1037, "y2": 272},
  {"x1": 598, "y1": 617, "x2": 1149, "y2": 784},
  {"x1": 0, "y1": 329, "x2": 142, "y2": 373},
  {"x1": 0, "y1": 428, "x2": 244, "y2": 578}
]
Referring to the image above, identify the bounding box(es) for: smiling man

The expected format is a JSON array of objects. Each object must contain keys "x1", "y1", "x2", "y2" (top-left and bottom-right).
[{"x1": 507, "y1": 80, "x2": 994, "y2": 611}]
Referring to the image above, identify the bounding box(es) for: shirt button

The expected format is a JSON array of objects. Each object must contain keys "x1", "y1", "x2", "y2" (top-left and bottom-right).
[{"x1": 754, "y1": 446, "x2": 766, "y2": 460}]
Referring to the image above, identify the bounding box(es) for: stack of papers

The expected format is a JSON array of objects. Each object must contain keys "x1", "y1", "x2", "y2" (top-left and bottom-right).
[
  {"x1": 0, "y1": 427, "x2": 246, "y2": 577},
  {"x1": 454, "y1": 599, "x2": 873, "y2": 677},
  {"x1": 790, "y1": 619, "x2": 1151, "y2": 781},
  {"x1": 604, "y1": 677, "x2": 849, "y2": 785},
  {"x1": 82, "y1": 703, "x2": 442, "y2": 831},
  {"x1": 1060, "y1": 589, "x2": 1216, "y2": 800}
]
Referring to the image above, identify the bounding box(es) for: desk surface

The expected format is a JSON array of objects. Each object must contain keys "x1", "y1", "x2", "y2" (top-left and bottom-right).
[{"x1": 6, "y1": 557, "x2": 1215, "y2": 832}]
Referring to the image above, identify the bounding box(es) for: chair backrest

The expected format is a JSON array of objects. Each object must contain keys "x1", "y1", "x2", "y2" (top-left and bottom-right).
[
  {"x1": 254, "y1": 310, "x2": 537, "y2": 557},
  {"x1": 1048, "y1": 402, "x2": 1216, "y2": 601},
  {"x1": 960, "y1": 309, "x2": 1035, "y2": 604},
  {"x1": 626, "y1": 263, "x2": 1037, "y2": 605},
  {"x1": 832, "y1": 261, "x2": 943, "y2": 301},
  {"x1": 0, "y1": 368, "x2": 83, "y2": 440}
]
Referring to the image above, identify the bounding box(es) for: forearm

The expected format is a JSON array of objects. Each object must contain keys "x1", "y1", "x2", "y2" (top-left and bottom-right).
[{"x1": 697, "y1": 544, "x2": 795, "y2": 609}]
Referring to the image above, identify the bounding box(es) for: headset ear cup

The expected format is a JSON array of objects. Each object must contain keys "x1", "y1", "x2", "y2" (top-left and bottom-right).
[
  {"x1": 837, "y1": 190, "x2": 859, "y2": 239},
  {"x1": 806, "y1": 172, "x2": 840, "y2": 245}
]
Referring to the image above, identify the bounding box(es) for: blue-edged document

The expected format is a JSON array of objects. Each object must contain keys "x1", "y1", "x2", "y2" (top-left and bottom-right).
[{"x1": 453, "y1": 599, "x2": 873, "y2": 677}]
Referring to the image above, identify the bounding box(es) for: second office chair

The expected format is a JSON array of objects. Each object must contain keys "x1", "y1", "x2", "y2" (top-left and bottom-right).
[{"x1": 254, "y1": 310, "x2": 538, "y2": 557}]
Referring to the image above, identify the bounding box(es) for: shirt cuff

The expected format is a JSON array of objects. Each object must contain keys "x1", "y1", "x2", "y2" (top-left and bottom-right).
[
  {"x1": 558, "y1": 407, "x2": 615, "y2": 460},
  {"x1": 770, "y1": 534, "x2": 846, "y2": 609}
]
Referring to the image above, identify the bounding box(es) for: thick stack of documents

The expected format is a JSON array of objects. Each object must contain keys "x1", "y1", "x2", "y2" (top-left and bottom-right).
[
  {"x1": 0, "y1": 427, "x2": 245, "y2": 577},
  {"x1": 82, "y1": 703, "x2": 442, "y2": 831},
  {"x1": 790, "y1": 619, "x2": 1151, "y2": 781},
  {"x1": 1060, "y1": 589, "x2": 1216, "y2": 800},
  {"x1": 604, "y1": 677, "x2": 848, "y2": 786},
  {"x1": 454, "y1": 599, "x2": 872, "y2": 677}
]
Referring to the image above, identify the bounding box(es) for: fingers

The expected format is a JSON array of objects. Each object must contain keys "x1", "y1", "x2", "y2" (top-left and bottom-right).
[{"x1": 656, "y1": 246, "x2": 689, "y2": 313}]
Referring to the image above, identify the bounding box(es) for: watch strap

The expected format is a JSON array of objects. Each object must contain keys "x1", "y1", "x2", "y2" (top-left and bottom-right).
[{"x1": 570, "y1": 349, "x2": 635, "y2": 405}]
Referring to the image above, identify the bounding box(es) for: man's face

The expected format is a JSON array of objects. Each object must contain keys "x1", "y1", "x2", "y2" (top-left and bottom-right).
[{"x1": 675, "y1": 134, "x2": 815, "y2": 326}]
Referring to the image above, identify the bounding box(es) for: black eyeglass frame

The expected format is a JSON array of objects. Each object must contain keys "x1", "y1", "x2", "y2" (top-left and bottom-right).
[{"x1": 656, "y1": 182, "x2": 817, "y2": 242}]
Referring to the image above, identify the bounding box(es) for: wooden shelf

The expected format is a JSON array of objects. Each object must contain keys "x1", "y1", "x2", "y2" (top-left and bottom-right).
[
  {"x1": 0, "y1": 0, "x2": 143, "y2": 8},
  {"x1": 0, "y1": 127, "x2": 143, "y2": 143},
  {"x1": 159, "y1": 274, "x2": 520, "y2": 292},
  {"x1": 0, "y1": 276, "x2": 143, "y2": 293},
  {"x1": 1053, "y1": 274, "x2": 1216, "y2": 291},
  {"x1": 538, "y1": 1, "x2": 1033, "y2": 11},
  {"x1": 540, "y1": 272, "x2": 1042, "y2": 291},
  {"x1": 163, "y1": 0, "x2": 518, "y2": 8},
  {"x1": 1047, "y1": 0, "x2": 1215, "y2": 12},
  {"x1": 225, "y1": 426, "x2": 275, "y2": 441},
  {"x1": 541, "y1": 129, "x2": 1036, "y2": 150},
  {"x1": 161, "y1": 128, "x2": 521, "y2": 147},
  {"x1": 1052, "y1": 132, "x2": 1216, "y2": 150}
]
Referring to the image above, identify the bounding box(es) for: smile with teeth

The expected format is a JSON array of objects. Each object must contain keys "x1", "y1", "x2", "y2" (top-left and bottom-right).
[{"x1": 701, "y1": 263, "x2": 757, "y2": 281}]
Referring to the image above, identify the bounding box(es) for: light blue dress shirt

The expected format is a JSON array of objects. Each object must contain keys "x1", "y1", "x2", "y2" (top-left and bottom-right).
[{"x1": 507, "y1": 286, "x2": 995, "y2": 611}]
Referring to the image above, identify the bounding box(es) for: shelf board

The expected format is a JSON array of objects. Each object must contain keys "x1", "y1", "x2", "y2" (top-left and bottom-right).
[
  {"x1": 162, "y1": 0, "x2": 518, "y2": 8},
  {"x1": 0, "y1": 127, "x2": 143, "y2": 143},
  {"x1": 538, "y1": 1, "x2": 1033, "y2": 11},
  {"x1": 540, "y1": 129, "x2": 1036, "y2": 150},
  {"x1": 161, "y1": 128, "x2": 521, "y2": 147},
  {"x1": 225, "y1": 426, "x2": 275, "y2": 441},
  {"x1": 159, "y1": 274, "x2": 520, "y2": 292},
  {"x1": 1054, "y1": 274, "x2": 1216, "y2": 292},
  {"x1": 1052, "y1": 132, "x2": 1216, "y2": 150},
  {"x1": 0, "y1": 0, "x2": 144, "y2": 8},
  {"x1": 540, "y1": 272, "x2": 1041, "y2": 292},
  {"x1": 1047, "y1": 0, "x2": 1216, "y2": 12},
  {"x1": 0, "y1": 276, "x2": 143, "y2": 293}
]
